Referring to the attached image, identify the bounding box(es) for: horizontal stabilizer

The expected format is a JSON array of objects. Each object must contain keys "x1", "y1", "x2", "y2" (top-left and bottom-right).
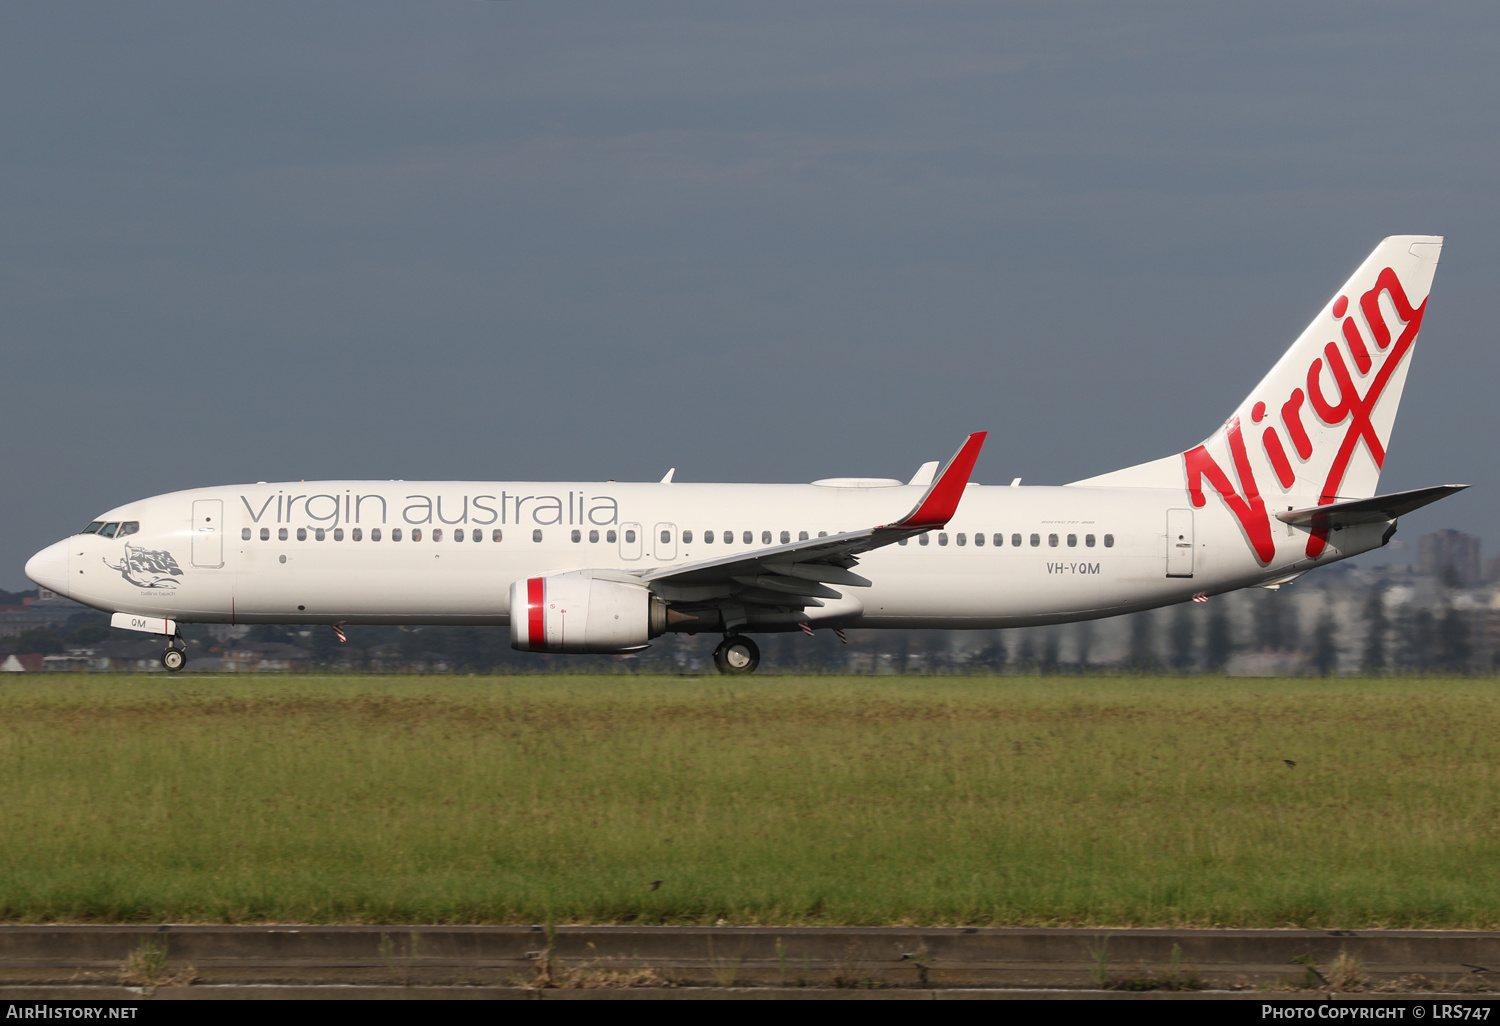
[{"x1": 1276, "y1": 484, "x2": 1468, "y2": 529}]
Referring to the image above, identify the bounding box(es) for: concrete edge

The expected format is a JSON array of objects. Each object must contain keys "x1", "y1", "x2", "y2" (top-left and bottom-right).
[{"x1": 0, "y1": 986, "x2": 1490, "y2": 1001}]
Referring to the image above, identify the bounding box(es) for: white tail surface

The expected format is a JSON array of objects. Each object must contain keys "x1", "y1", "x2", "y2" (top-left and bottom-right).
[{"x1": 1073, "y1": 235, "x2": 1442, "y2": 564}]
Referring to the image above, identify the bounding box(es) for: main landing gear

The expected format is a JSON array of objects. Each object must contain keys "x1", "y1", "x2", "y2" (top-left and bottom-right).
[
  {"x1": 161, "y1": 639, "x2": 187, "y2": 673},
  {"x1": 712, "y1": 635, "x2": 760, "y2": 675}
]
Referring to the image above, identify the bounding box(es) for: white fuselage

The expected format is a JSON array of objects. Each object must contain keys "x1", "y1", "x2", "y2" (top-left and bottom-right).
[{"x1": 34, "y1": 477, "x2": 1387, "y2": 631}]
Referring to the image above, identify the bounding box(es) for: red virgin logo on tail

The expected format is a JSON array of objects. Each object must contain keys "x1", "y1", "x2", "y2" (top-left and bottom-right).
[
  {"x1": 1184, "y1": 267, "x2": 1427, "y2": 564},
  {"x1": 1186, "y1": 416, "x2": 1276, "y2": 564}
]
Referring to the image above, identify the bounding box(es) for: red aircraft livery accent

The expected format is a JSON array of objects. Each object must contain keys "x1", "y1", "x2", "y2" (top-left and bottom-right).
[
  {"x1": 893, "y1": 431, "x2": 988, "y2": 530},
  {"x1": 1185, "y1": 416, "x2": 1275, "y2": 564},
  {"x1": 1183, "y1": 264, "x2": 1427, "y2": 564},
  {"x1": 526, "y1": 576, "x2": 545, "y2": 650}
]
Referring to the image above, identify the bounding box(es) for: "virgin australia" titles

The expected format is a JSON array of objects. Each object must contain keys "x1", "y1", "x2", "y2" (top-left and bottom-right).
[{"x1": 239, "y1": 490, "x2": 622, "y2": 528}]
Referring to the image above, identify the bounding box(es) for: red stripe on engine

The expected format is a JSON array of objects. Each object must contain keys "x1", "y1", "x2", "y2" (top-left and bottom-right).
[{"x1": 527, "y1": 577, "x2": 545, "y2": 650}]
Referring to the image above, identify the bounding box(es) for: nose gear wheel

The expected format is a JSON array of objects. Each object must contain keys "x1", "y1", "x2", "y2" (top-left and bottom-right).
[{"x1": 161, "y1": 639, "x2": 187, "y2": 672}]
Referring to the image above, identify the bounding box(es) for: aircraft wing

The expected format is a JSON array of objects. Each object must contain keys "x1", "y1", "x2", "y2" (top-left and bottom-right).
[
  {"x1": 1275, "y1": 484, "x2": 1468, "y2": 530},
  {"x1": 636, "y1": 432, "x2": 987, "y2": 614}
]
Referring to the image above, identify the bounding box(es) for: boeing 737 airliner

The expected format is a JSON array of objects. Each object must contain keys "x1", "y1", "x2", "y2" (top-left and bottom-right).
[{"x1": 25, "y1": 236, "x2": 1464, "y2": 673}]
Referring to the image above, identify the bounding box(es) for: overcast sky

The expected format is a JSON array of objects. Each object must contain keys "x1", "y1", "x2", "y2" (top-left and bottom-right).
[{"x1": 3, "y1": 1, "x2": 1497, "y2": 590}]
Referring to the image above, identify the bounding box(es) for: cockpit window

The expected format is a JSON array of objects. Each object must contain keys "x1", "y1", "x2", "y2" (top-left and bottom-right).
[
  {"x1": 118, "y1": 522, "x2": 139, "y2": 537},
  {"x1": 99, "y1": 523, "x2": 120, "y2": 538},
  {"x1": 81, "y1": 522, "x2": 104, "y2": 535}
]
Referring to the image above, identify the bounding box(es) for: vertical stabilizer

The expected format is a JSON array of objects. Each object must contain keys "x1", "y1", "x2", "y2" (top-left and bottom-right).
[{"x1": 1072, "y1": 235, "x2": 1442, "y2": 562}]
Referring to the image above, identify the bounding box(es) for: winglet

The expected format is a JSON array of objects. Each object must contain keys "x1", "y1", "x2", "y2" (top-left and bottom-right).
[{"x1": 889, "y1": 432, "x2": 987, "y2": 530}]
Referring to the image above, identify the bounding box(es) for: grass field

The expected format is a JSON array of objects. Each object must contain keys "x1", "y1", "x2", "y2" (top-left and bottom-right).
[{"x1": 0, "y1": 672, "x2": 1496, "y2": 928}]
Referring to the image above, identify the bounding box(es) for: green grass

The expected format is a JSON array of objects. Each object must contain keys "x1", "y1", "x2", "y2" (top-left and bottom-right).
[{"x1": 0, "y1": 673, "x2": 1497, "y2": 927}]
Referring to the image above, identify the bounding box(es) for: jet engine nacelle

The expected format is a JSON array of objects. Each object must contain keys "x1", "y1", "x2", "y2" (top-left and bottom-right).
[{"x1": 509, "y1": 575, "x2": 666, "y2": 653}]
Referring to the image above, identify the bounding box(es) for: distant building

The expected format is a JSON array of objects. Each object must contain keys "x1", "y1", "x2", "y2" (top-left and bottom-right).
[
  {"x1": 42, "y1": 649, "x2": 97, "y2": 672},
  {"x1": 0, "y1": 653, "x2": 45, "y2": 672},
  {"x1": 219, "y1": 642, "x2": 309, "y2": 672},
  {"x1": 1418, "y1": 529, "x2": 1481, "y2": 587},
  {"x1": 0, "y1": 595, "x2": 91, "y2": 638},
  {"x1": 41, "y1": 641, "x2": 169, "y2": 672}
]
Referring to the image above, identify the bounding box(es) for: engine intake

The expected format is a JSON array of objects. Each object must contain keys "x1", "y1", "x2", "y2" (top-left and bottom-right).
[{"x1": 509, "y1": 575, "x2": 666, "y2": 653}]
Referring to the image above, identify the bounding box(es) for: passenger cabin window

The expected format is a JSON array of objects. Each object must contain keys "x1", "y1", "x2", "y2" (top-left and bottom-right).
[
  {"x1": 453, "y1": 528, "x2": 463, "y2": 542},
  {"x1": 82, "y1": 522, "x2": 104, "y2": 535},
  {"x1": 799, "y1": 531, "x2": 808, "y2": 541},
  {"x1": 1085, "y1": 534, "x2": 1095, "y2": 547},
  {"x1": 491, "y1": 529, "x2": 501, "y2": 542},
  {"x1": 683, "y1": 530, "x2": 693, "y2": 544},
  {"x1": 372, "y1": 528, "x2": 382, "y2": 542},
  {"x1": 624, "y1": 529, "x2": 636, "y2": 543},
  {"x1": 334, "y1": 528, "x2": 344, "y2": 541},
  {"x1": 661, "y1": 529, "x2": 671, "y2": 544},
  {"x1": 938, "y1": 533, "x2": 949, "y2": 546},
  {"x1": 762, "y1": 531, "x2": 772, "y2": 544},
  {"x1": 1012, "y1": 534, "x2": 1022, "y2": 547},
  {"x1": 297, "y1": 528, "x2": 307, "y2": 541},
  {"x1": 607, "y1": 530, "x2": 617, "y2": 543},
  {"x1": 242, "y1": 528, "x2": 251, "y2": 541},
  {"x1": 818, "y1": 531, "x2": 827, "y2": 538},
  {"x1": 974, "y1": 533, "x2": 984, "y2": 547},
  {"x1": 260, "y1": 528, "x2": 270, "y2": 541},
  {"x1": 315, "y1": 528, "x2": 326, "y2": 541},
  {"x1": 1048, "y1": 533, "x2": 1058, "y2": 547},
  {"x1": 1067, "y1": 534, "x2": 1077, "y2": 547},
  {"x1": 957, "y1": 533, "x2": 967, "y2": 546},
  {"x1": 589, "y1": 529, "x2": 599, "y2": 543},
  {"x1": 1029, "y1": 533, "x2": 1040, "y2": 547},
  {"x1": 352, "y1": 528, "x2": 362, "y2": 541},
  {"x1": 472, "y1": 528, "x2": 481, "y2": 542},
  {"x1": 919, "y1": 533, "x2": 930, "y2": 546},
  {"x1": 432, "y1": 529, "x2": 442, "y2": 542},
  {"x1": 412, "y1": 528, "x2": 423, "y2": 542},
  {"x1": 279, "y1": 528, "x2": 289, "y2": 541},
  {"x1": 392, "y1": 528, "x2": 403, "y2": 541},
  {"x1": 743, "y1": 531, "x2": 752, "y2": 544},
  {"x1": 780, "y1": 531, "x2": 790, "y2": 544},
  {"x1": 533, "y1": 529, "x2": 543, "y2": 543},
  {"x1": 898, "y1": 538, "x2": 908, "y2": 546},
  {"x1": 1104, "y1": 534, "x2": 1115, "y2": 547},
  {"x1": 704, "y1": 530, "x2": 715, "y2": 543},
  {"x1": 572, "y1": 530, "x2": 582, "y2": 543}
]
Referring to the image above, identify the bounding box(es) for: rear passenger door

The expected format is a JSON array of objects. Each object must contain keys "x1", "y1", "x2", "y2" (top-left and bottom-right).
[{"x1": 1165, "y1": 508, "x2": 1194, "y2": 578}]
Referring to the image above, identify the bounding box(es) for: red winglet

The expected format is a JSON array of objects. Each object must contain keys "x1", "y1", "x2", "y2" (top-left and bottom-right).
[{"x1": 890, "y1": 431, "x2": 987, "y2": 530}]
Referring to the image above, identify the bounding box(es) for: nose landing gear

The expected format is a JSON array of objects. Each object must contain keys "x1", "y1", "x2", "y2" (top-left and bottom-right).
[
  {"x1": 712, "y1": 635, "x2": 760, "y2": 675},
  {"x1": 161, "y1": 639, "x2": 187, "y2": 672}
]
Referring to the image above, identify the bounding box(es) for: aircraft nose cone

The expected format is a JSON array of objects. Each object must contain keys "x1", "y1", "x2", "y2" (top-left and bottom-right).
[{"x1": 24, "y1": 539, "x2": 71, "y2": 596}]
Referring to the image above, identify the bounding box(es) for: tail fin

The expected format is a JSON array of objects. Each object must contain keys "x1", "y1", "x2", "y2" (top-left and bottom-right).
[{"x1": 1072, "y1": 235, "x2": 1442, "y2": 561}]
